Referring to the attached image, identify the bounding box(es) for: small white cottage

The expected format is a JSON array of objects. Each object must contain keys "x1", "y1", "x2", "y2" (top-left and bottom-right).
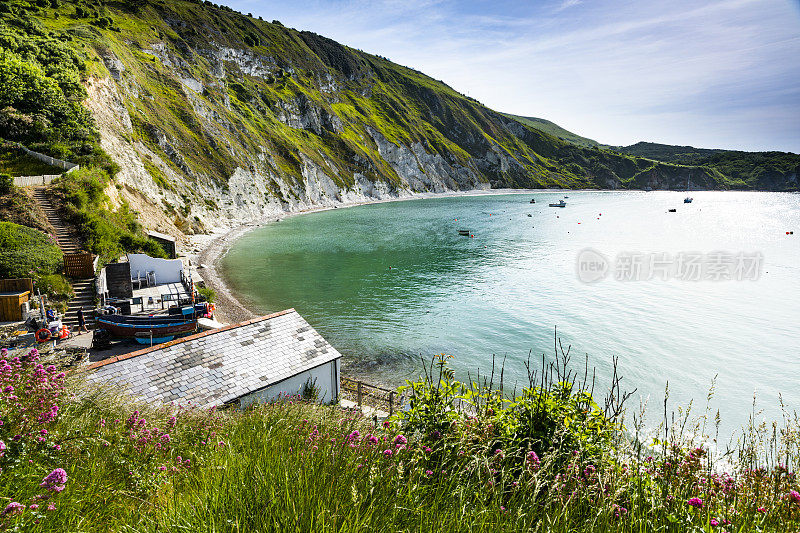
[{"x1": 85, "y1": 309, "x2": 341, "y2": 406}]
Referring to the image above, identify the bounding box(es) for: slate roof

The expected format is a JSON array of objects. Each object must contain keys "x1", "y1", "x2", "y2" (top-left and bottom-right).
[{"x1": 85, "y1": 309, "x2": 341, "y2": 406}]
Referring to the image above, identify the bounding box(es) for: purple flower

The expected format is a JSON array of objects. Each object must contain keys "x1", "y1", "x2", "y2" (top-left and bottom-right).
[
  {"x1": 383, "y1": 449, "x2": 393, "y2": 457},
  {"x1": 527, "y1": 451, "x2": 540, "y2": 466},
  {"x1": 687, "y1": 497, "x2": 703, "y2": 509},
  {"x1": 40, "y1": 468, "x2": 68, "y2": 492},
  {"x1": 394, "y1": 434, "x2": 407, "y2": 445},
  {"x1": 2, "y1": 502, "x2": 24, "y2": 516},
  {"x1": 789, "y1": 490, "x2": 800, "y2": 505},
  {"x1": 29, "y1": 504, "x2": 39, "y2": 510},
  {"x1": 711, "y1": 519, "x2": 719, "y2": 526}
]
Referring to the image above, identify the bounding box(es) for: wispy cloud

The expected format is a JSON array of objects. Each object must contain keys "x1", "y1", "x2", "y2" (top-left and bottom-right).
[{"x1": 225, "y1": 0, "x2": 800, "y2": 152}]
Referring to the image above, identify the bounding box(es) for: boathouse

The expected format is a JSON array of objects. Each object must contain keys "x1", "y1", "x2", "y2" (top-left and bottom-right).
[{"x1": 85, "y1": 309, "x2": 341, "y2": 406}]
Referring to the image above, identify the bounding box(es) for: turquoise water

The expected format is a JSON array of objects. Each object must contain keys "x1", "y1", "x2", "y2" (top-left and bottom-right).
[{"x1": 221, "y1": 191, "x2": 800, "y2": 436}]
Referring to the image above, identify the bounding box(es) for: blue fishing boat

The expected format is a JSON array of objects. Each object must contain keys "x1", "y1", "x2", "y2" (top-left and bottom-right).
[{"x1": 95, "y1": 314, "x2": 197, "y2": 340}]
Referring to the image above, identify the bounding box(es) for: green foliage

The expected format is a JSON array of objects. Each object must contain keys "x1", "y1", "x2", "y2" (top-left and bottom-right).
[
  {"x1": 0, "y1": 220, "x2": 62, "y2": 279},
  {"x1": 616, "y1": 142, "x2": 800, "y2": 190},
  {"x1": 0, "y1": 144, "x2": 61, "y2": 176},
  {"x1": 36, "y1": 272, "x2": 73, "y2": 300},
  {"x1": 0, "y1": 173, "x2": 13, "y2": 194},
  {"x1": 196, "y1": 286, "x2": 215, "y2": 303},
  {"x1": 0, "y1": 3, "x2": 109, "y2": 166},
  {"x1": 397, "y1": 354, "x2": 617, "y2": 461},
  {"x1": 505, "y1": 114, "x2": 601, "y2": 148},
  {"x1": 53, "y1": 168, "x2": 165, "y2": 264},
  {"x1": 1, "y1": 356, "x2": 799, "y2": 532}
]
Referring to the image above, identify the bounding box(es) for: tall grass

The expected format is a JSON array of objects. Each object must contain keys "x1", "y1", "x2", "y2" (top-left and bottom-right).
[{"x1": 0, "y1": 344, "x2": 798, "y2": 532}]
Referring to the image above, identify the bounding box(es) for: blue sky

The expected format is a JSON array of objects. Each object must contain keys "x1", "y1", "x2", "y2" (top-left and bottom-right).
[{"x1": 223, "y1": 0, "x2": 800, "y2": 152}]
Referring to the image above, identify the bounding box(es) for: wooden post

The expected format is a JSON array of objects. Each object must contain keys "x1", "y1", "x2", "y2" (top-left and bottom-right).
[
  {"x1": 357, "y1": 381, "x2": 363, "y2": 406},
  {"x1": 389, "y1": 391, "x2": 394, "y2": 416}
]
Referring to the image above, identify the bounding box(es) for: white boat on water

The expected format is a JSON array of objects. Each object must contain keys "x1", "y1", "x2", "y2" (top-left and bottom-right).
[
  {"x1": 549, "y1": 200, "x2": 567, "y2": 208},
  {"x1": 684, "y1": 176, "x2": 693, "y2": 203}
]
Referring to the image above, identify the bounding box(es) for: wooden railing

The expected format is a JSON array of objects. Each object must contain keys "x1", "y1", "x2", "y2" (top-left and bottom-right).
[{"x1": 340, "y1": 376, "x2": 401, "y2": 416}]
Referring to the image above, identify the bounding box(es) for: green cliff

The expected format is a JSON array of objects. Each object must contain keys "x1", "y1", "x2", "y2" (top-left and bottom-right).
[{"x1": 0, "y1": 0, "x2": 796, "y2": 237}]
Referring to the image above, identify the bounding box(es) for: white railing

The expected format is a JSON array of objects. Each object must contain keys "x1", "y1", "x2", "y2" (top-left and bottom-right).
[
  {"x1": 16, "y1": 143, "x2": 79, "y2": 172},
  {"x1": 13, "y1": 175, "x2": 61, "y2": 187},
  {"x1": 7, "y1": 142, "x2": 79, "y2": 187}
]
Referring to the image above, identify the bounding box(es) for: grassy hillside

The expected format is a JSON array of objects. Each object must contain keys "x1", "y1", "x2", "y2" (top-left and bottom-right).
[
  {"x1": 614, "y1": 142, "x2": 800, "y2": 190},
  {"x1": 0, "y1": 0, "x2": 765, "y2": 239},
  {"x1": 1, "y1": 350, "x2": 799, "y2": 531},
  {"x1": 0, "y1": 0, "x2": 795, "y2": 253},
  {"x1": 503, "y1": 114, "x2": 600, "y2": 147}
]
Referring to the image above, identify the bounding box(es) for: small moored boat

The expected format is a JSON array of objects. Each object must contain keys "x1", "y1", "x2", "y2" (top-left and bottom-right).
[
  {"x1": 529, "y1": 199, "x2": 536, "y2": 204},
  {"x1": 458, "y1": 229, "x2": 471, "y2": 236},
  {"x1": 96, "y1": 314, "x2": 197, "y2": 340},
  {"x1": 684, "y1": 197, "x2": 693, "y2": 203},
  {"x1": 549, "y1": 200, "x2": 567, "y2": 208}
]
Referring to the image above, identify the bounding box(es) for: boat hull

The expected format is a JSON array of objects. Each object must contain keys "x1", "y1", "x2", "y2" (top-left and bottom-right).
[{"x1": 96, "y1": 315, "x2": 197, "y2": 339}]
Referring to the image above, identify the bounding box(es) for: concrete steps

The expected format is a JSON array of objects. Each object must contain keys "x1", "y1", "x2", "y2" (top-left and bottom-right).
[{"x1": 31, "y1": 188, "x2": 95, "y2": 330}]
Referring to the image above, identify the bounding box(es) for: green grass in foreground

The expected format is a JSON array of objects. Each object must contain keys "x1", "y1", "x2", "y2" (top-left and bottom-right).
[{"x1": 1, "y1": 350, "x2": 798, "y2": 532}]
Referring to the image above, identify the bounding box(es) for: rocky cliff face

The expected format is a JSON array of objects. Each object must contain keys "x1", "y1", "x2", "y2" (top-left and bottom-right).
[{"x1": 20, "y1": 0, "x2": 754, "y2": 239}]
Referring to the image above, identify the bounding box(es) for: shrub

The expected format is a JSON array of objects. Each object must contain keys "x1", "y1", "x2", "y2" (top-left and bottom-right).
[
  {"x1": 52, "y1": 168, "x2": 165, "y2": 264},
  {"x1": 0, "y1": 221, "x2": 61, "y2": 279},
  {"x1": 0, "y1": 173, "x2": 13, "y2": 195},
  {"x1": 197, "y1": 286, "x2": 215, "y2": 303},
  {"x1": 36, "y1": 273, "x2": 73, "y2": 301}
]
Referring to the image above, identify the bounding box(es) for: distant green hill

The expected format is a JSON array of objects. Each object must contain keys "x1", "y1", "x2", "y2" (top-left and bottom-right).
[
  {"x1": 614, "y1": 142, "x2": 800, "y2": 190},
  {"x1": 503, "y1": 114, "x2": 600, "y2": 147}
]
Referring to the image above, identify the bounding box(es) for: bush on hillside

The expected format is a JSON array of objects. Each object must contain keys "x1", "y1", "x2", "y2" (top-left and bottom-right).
[
  {"x1": 0, "y1": 173, "x2": 12, "y2": 194},
  {"x1": 36, "y1": 273, "x2": 73, "y2": 301},
  {"x1": 0, "y1": 221, "x2": 61, "y2": 280},
  {"x1": 52, "y1": 168, "x2": 165, "y2": 264}
]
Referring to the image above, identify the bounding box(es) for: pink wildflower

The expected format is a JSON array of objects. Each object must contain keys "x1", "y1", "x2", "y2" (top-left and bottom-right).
[
  {"x1": 687, "y1": 497, "x2": 703, "y2": 509},
  {"x1": 394, "y1": 434, "x2": 407, "y2": 445},
  {"x1": 40, "y1": 468, "x2": 67, "y2": 492},
  {"x1": 2, "y1": 502, "x2": 24, "y2": 516},
  {"x1": 383, "y1": 449, "x2": 393, "y2": 457}
]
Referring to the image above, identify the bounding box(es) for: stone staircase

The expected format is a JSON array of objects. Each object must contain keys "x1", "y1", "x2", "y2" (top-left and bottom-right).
[{"x1": 31, "y1": 187, "x2": 95, "y2": 330}]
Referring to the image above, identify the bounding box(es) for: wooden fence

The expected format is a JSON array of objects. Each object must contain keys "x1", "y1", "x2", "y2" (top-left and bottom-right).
[
  {"x1": 64, "y1": 252, "x2": 96, "y2": 279},
  {"x1": 0, "y1": 278, "x2": 34, "y2": 295},
  {"x1": 0, "y1": 278, "x2": 33, "y2": 322},
  {"x1": 340, "y1": 376, "x2": 401, "y2": 416}
]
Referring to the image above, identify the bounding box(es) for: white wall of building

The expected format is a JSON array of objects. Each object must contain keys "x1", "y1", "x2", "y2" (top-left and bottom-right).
[
  {"x1": 239, "y1": 359, "x2": 340, "y2": 408},
  {"x1": 127, "y1": 254, "x2": 184, "y2": 284}
]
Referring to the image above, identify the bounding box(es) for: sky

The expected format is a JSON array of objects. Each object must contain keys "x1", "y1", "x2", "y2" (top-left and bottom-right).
[{"x1": 223, "y1": 0, "x2": 800, "y2": 152}]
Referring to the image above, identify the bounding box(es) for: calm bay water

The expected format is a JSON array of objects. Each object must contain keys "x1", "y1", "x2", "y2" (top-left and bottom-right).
[{"x1": 221, "y1": 191, "x2": 800, "y2": 436}]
